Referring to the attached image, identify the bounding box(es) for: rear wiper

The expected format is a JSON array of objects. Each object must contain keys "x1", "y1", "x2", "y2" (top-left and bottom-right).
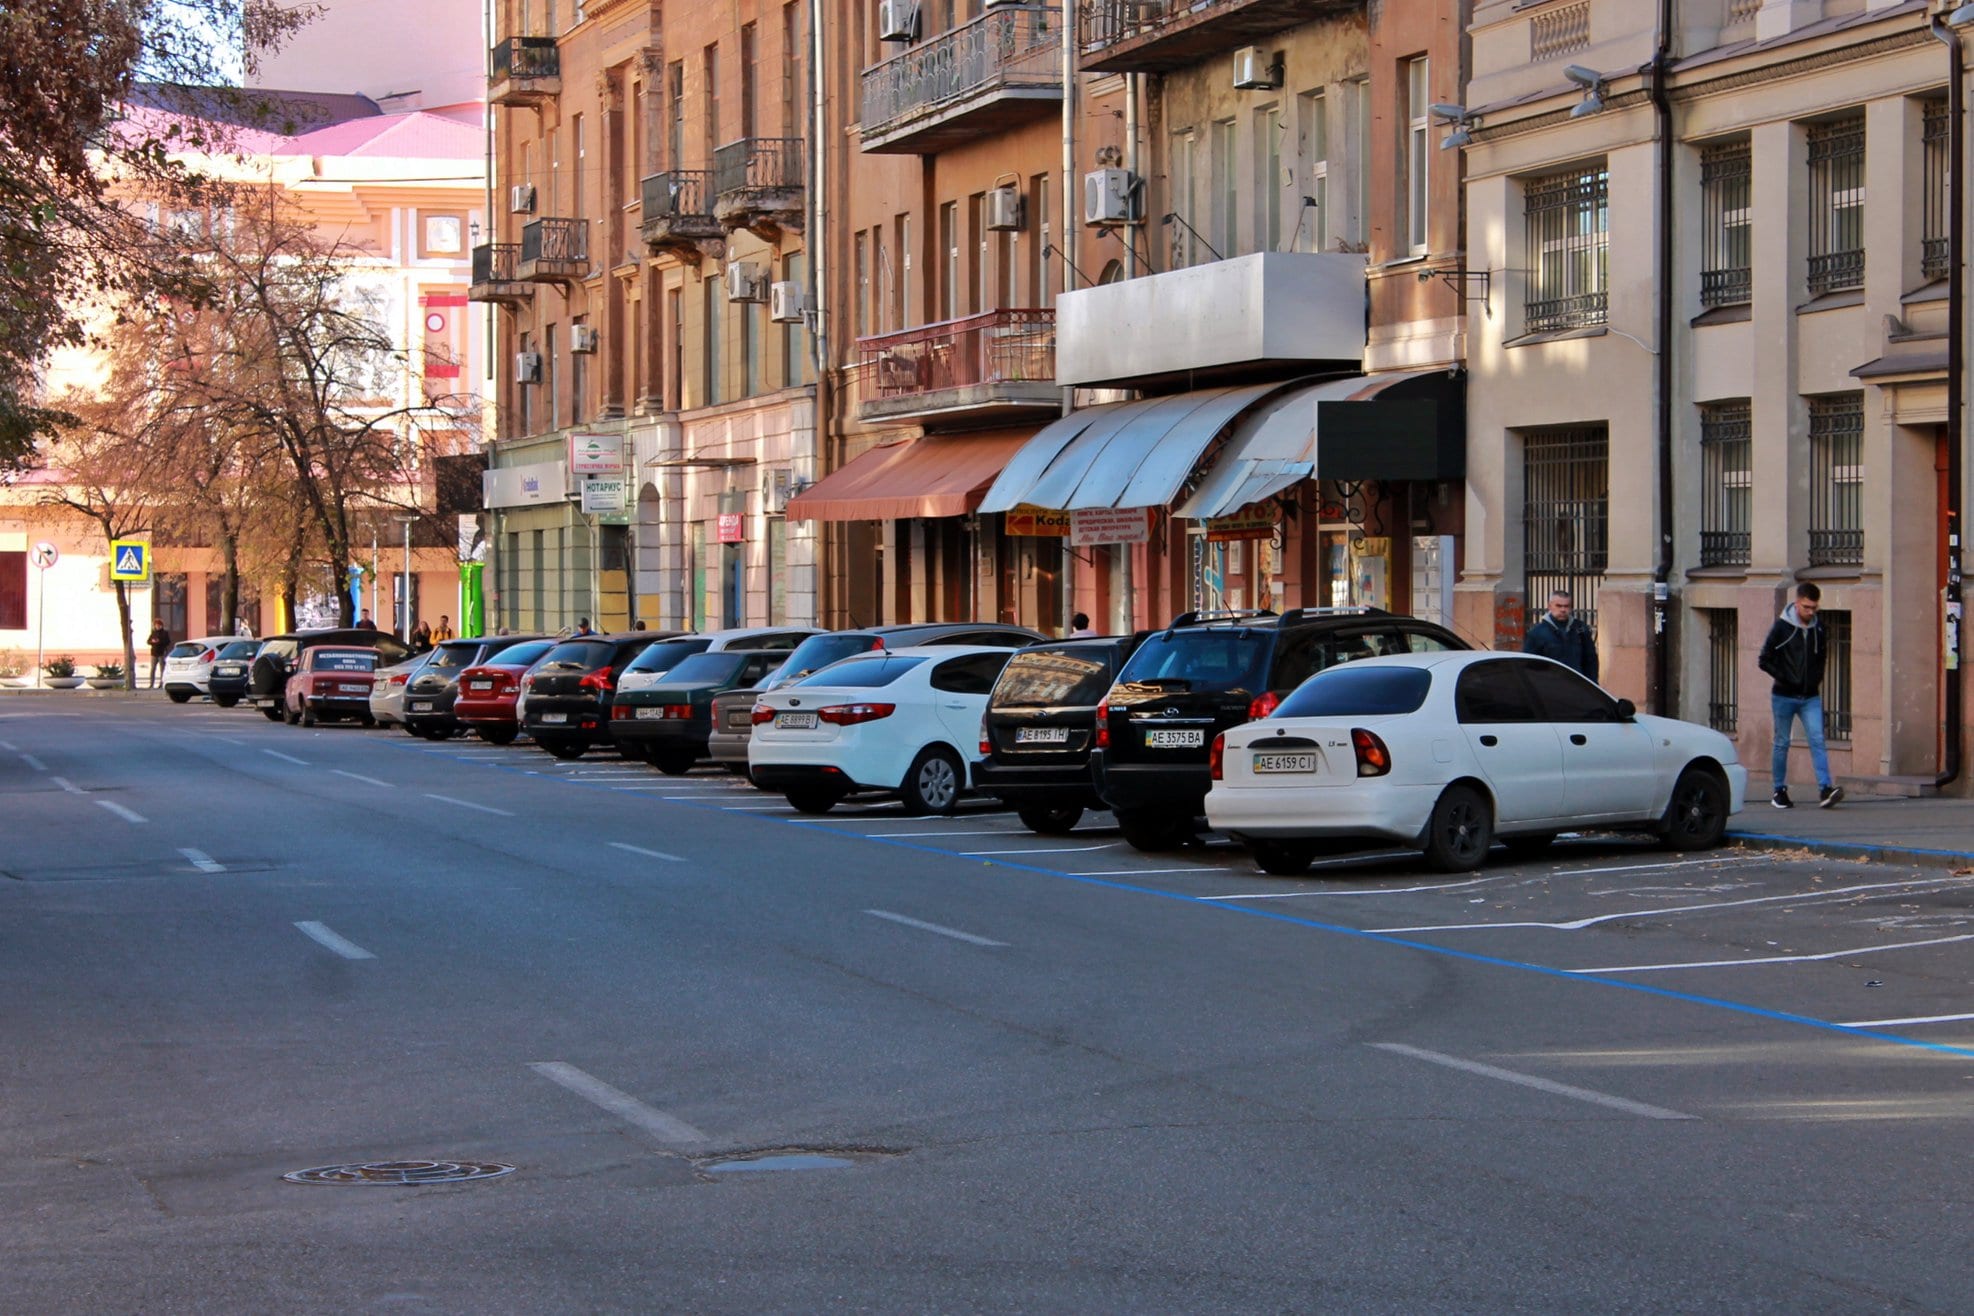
[{"x1": 1122, "y1": 678, "x2": 1191, "y2": 693}]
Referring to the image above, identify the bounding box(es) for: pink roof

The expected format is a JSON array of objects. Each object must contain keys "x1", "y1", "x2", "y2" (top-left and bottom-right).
[{"x1": 287, "y1": 111, "x2": 483, "y2": 161}]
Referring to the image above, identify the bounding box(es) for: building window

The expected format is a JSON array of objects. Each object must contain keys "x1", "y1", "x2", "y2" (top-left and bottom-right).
[
  {"x1": 1807, "y1": 392, "x2": 1864, "y2": 567},
  {"x1": 1298, "y1": 89, "x2": 1326, "y2": 253},
  {"x1": 741, "y1": 294, "x2": 762, "y2": 397},
  {"x1": 895, "y1": 212, "x2": 912, "y2": 328},
  {"x1": 1401, "y1": 56, "x2": 1429, "y2": 256},
  {"x1": 702, "y1": 44, "x2": 719, "y2": 168},
  {"x1": 853, "y1": 231, "x2": 870, "y2": 338},
  {"x1": 1347, "y1": 78, "x2": 1370, "y2": 246},
  {"x1": 940, "y1": 200, "x2": 959, "y2": 320},
  {"x1": 1212, "y1": 117, "x2": 1237, "y2": 257},
  {"x1": 569, "y1": 316, "x2": 587, "y2": 425},
  {"x1": 1705, "y1": 608, "x2": 1738, "y2": 734},
  {"x1": 739, "y1": 22, "x2": 757, "y2": 140},
  {"x1": 1033, "y1": 174, "x2": 1052, "y2": 305},
  {"x1": 971, "y1": 192, "x2": 988, "y2": 313},
  {"x1": 1698, "y1": 400, "x2": 1752, "y2": 567},
  {"x1": 703, "y1": 276, "x2": 723, "y2": 405},
  {"x1": 1923, "y1": 95, "x2": 1950, "y2": 282},
  {"x1": 1523, "y1": 426, "x2": 1609, "y2": 632},
  {"x1": 1822, "y1": 609, "x2": 1853, "y2": 742},
  {"x1": 1254, "y1": 103, "x2": 1282, "y2": 254},
  {"x1": 667, "y1": 287, "x2": 683, "y2": 410},
  {"x1": 0, "y1": 550, "x2": 24, "y2": 630},
  {"x1": 545, "y1": 323, "x2": 560, "y2": 425},
  {"x1": 1523, "y1": 166, "x2": 1608, "y2": 333},
  {"x1": 1699, "y1": 136, "x2": 1751, "y2": 306},
  {"x1": 570, "y1": 113, "x2": 584, "y2": 218},
  {"x1": 531, "y1": 530, "x2": 545, "y2": 629},
  {"x1": 1169, "y1": 128, "x2": 1197, "y2": 267},
  {"x1": 783, "y1": 2, "x2": 803, "y2": 140},
  {"x1": 1806, "y1": 112, "x2": 1865, "y2": 295},
  {"x1": 667, "y1": 61, "x2": 685, "y2": 169}
]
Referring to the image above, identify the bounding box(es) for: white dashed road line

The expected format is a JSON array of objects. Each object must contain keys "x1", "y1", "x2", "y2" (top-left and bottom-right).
[
  {"x1": 178, "y1": 848, "x2": 224, "y2": 873},
  {"x1": 863, "y1": 909, "x2": 1007, "y2": 947},
  {"x1": 50, "y1": 776, "x2": 83, "y2": 795},
  {"x1": 263, "y1": 749, "x2": 309, "y2": 766},
  {"x1": 294, "y1": 920, "x2": 374, "y2": 960},
  {"x1": 1370, "y1": 1042, "x2": 1696, "y2": 1121},
  {"x1": 528, "y1": 1061, "x2": 711, "y2": 1149},
  {"x1": 423, "y1": 793, "x2": 514, "y2": 816},
  {"x1": 332, "y1": 769, "x2": 393, "y2": 788},
  {"x1": 1571, "y1": 932, "x2": 1974, "y2": 974},
  {"x1": 609, "y1": 841, "x2": 685, "y2": 862},
  {"x1": 20, "y1": 753, "x2": 47, "y2": 771},
  {"x1": 1839, "y1": 1012, "x2": 1974, "y2": 1029},
  {"x1": 95, "y1": 800, "x2": 146, "y2": 824},
  {"x1": 0, "y1": 738, "x2": 16, "y2": 750}
]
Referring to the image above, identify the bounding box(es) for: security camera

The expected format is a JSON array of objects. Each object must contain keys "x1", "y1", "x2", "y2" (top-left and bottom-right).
[
  {"x1": 1563, "y1": 65, "x2": 1602, "y2": 90},
  {"x1": 1417, "y1": 269, "x2": 1434, "y2": 283},
  {"x1": 1429, "y1": 103, "x2": 1468, "y2": 123}
]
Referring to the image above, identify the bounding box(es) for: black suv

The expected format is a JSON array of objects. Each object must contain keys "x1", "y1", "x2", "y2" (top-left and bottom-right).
[
  {"x1": 975, "y1": 633, "x2": 1148, "y2": 835},
  {"x1": 402, "y1": 634, "x2": 549, "y2": 739},
  {"x1": 1092, "y1": 608, "x2": 1469, "y2": 850},
  {"x1": 522, "y1": 632, "x2": 683, "y2": 759},
  {"x1": 249, "y1": 628, "x2": 413, "y2": 720}
]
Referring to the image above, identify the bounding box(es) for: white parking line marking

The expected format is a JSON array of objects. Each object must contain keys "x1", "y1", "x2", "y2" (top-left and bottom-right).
[
  {"x1": 1839, "y1": 1012, "x2": 1974, "y2": 1029},
  {"x1": 0, "y1": 738, "x2": 15, "y2": 750},
  {"x1": 1552, "y1": 857, "x2": 1758, "y2": 877},
  {"x1": 20, "y1": 753, "x2": 47, "y2": 771},
  {"x1": 332, "y1": 769, "x2": 393, "y2": 788},
  {"x1": 528, "y1": 1061, "x2": 710, "y2": 1149},
  {"x1": 1370, "y1": 1043, "x2": 1695, "y2": 1120},
  {"x1": 609, "y1": 841, "x2": 685, "y2": 862},
  {"x1": 875, "y1": 829, "x2": 1024, "y2": 838},
  {"x1": 95, "y1": 800, "x2": 146, "y2": 824},
  {"x1": 423, "y1": 793, "x2": 514, "y2": 816},
  {"x1": 263, "y1": 749, "x2": 309, "y2": 766},
  {"x1": 1573, "y1": 932, "x2": 1974, "y2": 974},
  {"x1": 178, "y1": 848, "x2": 224, "y2": 873},
  {"x1": 716, "y1": 803, "x2": 788, "y2": 810},
  {"x1": 1371, "y1": 876, "x2": 1970, "y2": 935},
  {"x1": 960, "y1": 842, "x2": 1119, "y2": 856},
  {"x1": 1204, "y1": 872, "x2": 1508, "y2": 901},
  {"x1": 294, "y1": 921, "x2": 374, "y2": 960},
  {"x1": 1066, "y1": 867, "x2": 1210, "y2": 876},
  {"x1": 864, "y1": 909, "x2": 1007, "y2": 947},
  {"x1": 50, "y1": 776, "x2": 83, "y2": 795}
]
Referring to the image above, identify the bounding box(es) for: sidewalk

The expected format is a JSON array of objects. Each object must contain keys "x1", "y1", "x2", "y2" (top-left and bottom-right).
[{"x1": 1729, "y1": 794, "x2": 1974, "y2": 870}]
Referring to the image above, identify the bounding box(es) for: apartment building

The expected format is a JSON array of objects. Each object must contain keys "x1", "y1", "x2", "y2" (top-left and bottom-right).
[
  {"x1": 477, "y1": 0, "x2": 818, "y2": 633},
  {"x1": 1458, "y1": 0, "x2": 1970, "y2": 791},
  {"x1": 972, "y1": 0, "x2": 1475, "y2": 633}
]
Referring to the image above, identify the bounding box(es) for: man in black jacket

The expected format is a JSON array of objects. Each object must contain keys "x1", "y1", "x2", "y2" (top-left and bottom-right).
[
  {"x1": 1523, "y1": 590, "x2": 1599, "y2": 682},
  {"x1": 1758, "y1": 581, "x2": 1841, "y2": 809}
]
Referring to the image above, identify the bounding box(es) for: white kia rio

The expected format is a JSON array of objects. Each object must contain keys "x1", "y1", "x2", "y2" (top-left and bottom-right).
[
  {"x1": 748, "y1": 645, "x2": 1017, "y2": 815},
  {"x1": 1206, "y1": 651, "x2": 1748, "y2": 875}
]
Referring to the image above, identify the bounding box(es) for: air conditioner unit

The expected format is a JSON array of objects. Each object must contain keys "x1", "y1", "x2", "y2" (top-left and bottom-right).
[
  {"x1": 762, "y1": 467, "x2": 794, "y2": 515},
  {"x1": 570, "y1": 325, "x2": 600, "y2": 354},
  {"x1": 1083, "y1": 167, "x2": 1136, "y2": 227},
  {"x1": 514, "y1": 351, "x2": 543, "y2": 383},
  {"x1": 1231, "y1": 46, "x2": 1280, "y2": 91},
  {"x1": 986, "y1": 185, "x2": 1023, "y2": 232},
  {"x1": 877, "y1": 0, "x2": 919, "y2": 43},
  {"x1": 725, "y1": 261, "x2": 769, "y2": 302},
  {"x1": 769, "y1": 280, "x2": 806, "y2": 324},
  {"x1": 509, "y1": 183, "x2": 537, "y2": 214}
]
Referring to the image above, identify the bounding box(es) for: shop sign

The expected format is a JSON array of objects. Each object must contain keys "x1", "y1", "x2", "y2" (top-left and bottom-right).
[
  {"x1": 580, "y1": 476, "x2": 627, "y2": 514},
  {"x1": 716, "y1": 511, "x2": 745, "y2": 543},
  {"x1": 483, "y1": 460, "x2": 569, "y2": 508},
  {"x1": 1004, "y1": 505, "x2": 1070, "y2": 537},
  {"x1": 1069, "y1": 507, "x2": 1153, "y2": 547},
  {"x1": 1205, "y1": 505, "x2": 1277, "y2": 543},
  {"x1": 569, "y1": 431, "x2": 625, "y2": 475}
]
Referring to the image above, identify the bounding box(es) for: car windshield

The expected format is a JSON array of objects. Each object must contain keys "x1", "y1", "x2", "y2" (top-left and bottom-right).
[
  {"x1": 770, "y1": 633, "x2": 882, "y2": 685},
  {"x1": 536, "y1": 640, "x2": 615, "y2": 672},
  {"x1": 1275, "y1": 665, "x2": 1433, "y2": 718},
  {"x1": 494, "y1": 639, "x2": 555, "y2": 667},
  {"x1": 167, "y1": 642, "x2": 207, "y2": 659},
  {"x1": 1116, "y1": 628, "x2": 1271, "y2": 694},
  {"x1": 660, "y1": 652, "x2": 749, "y2": 685},
  {"x1": 217, "y1": 640, "x2": 259, "y2": 660},
  {"x1": 624, "y1": 638, "x2": 711, "y2": 673},
  {"x1": 794, "y1": 654, "x2": 927, "y2": 688},
  {"x1": 312, "y1": 650, "x2": 376, "y2": 673},
  {"x1": 425, "y1": 642, "x2": 481, "y2": 673},
  {"x1": 992, "y1": 647, "x2": 1116, "y2": 708}
]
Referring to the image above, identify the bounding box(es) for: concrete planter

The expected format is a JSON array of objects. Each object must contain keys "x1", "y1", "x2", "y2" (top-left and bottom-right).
[{"x1": 45, "y1": 677, "x2": 85, "y2": 690}]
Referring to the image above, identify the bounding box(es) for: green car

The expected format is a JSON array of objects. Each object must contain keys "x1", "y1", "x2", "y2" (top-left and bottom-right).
[{"x1": 609, "y1": 649, "x2": 790, "y2": 775}]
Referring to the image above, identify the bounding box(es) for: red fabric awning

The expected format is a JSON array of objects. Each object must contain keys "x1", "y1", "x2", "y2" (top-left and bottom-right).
[{"x1": 786, "y1": 432, "x2": 1030, "y2": 523}]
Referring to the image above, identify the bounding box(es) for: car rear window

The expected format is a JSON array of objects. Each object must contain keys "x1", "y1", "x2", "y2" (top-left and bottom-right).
[
  {"x1": 661, "y1": 652, "x2": 750, "y2": 685},
  {"x1": 1275, "y1": 665, "x2": 1433, "y2": 718},
  {"x1": 425, "y1": 642, "x2": 481, "y2": 673},
  {"x1": 167, "y1": 642, "x2": 206, "y2": 659},
  {"x1": 793, "y1": 654, "x2": 927, "y2": 688},
  {"x1": 624, "y1": 638, "x2": 712, "y2": 673},
  {"x1": 537, "y1": 640, "x2": 615, "y2": 672},
  {"x1": 775, "y1": 633, "x2": 882, "y2": 682},
  {"x1": 992, "y1": 646, "x2": 1116, "y2": 708},
  {"x1": 217, "y1": 640, "x2": 259, "y2": 659},
  {"x1": 1116, "y1": 628, "x2": 1271, "y2": 694},
  {"x1": 312, "y1": 650, "x2": 377, "y2": 673},
  {"x1": 494, "y1": 639, "x2": 554, "y2": 667}
]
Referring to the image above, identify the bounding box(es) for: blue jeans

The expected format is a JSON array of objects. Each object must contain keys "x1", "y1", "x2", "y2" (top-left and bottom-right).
[{"x1": 1771, "y1": 694, "x2": 1832, "y2": 793}]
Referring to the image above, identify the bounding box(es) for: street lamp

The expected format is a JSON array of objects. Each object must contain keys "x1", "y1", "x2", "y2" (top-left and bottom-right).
[
  {"x1": 393, "y1": 514, "x2": 416, "y2": 644},
  {"x1": 1431, "y1": 103, "x2": 1479, "y2": 151}
]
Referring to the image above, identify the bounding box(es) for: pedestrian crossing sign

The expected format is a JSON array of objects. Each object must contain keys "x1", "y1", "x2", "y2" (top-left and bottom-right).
[{"x1": 110, "y1": 539, "x2": 150, "y2": 582}]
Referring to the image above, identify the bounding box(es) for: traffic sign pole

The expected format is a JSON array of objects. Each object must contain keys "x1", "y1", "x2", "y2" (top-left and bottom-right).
[{"x1": 29, "y1": 541, "x2": 57, "y2": 688}]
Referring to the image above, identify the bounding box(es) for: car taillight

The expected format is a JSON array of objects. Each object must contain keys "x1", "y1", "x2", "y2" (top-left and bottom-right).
[
  {"x1": 818, "y1": 702, "x2": 894, "y2": 726},
  {"x1": 1352, "y1": 728, "x2": 1392, "y2": 777},
  {"x1": 578, "y1": 665, "x2": 615, "y2": 693},
  {"x1": 1209, "y1": 732, "x2": 1226, "y2": 781},
  {"x1": 1094, "y1": 700, "x2": 1110, "y2": 749},
  {"x1": 390, "y1": 674, "x2": 407, "y2": 687},
  {"x1": 611, "y1": 703, "x2": 632, "y2": 720},
  {"x1": 980, "y1": 720, "x2": 992, "y2": 756},
  {"x1": 750, "y1": 703, "x2": 776, "y2": 726},
  {"x1": 660, "y1": 704, "x2": 692, "y2": 719},
  {"x1": 1247, "y1": 690, "x2": 1281, "y2": 720},
  {"x1": 200, "y1": 648, "x2": 217, "y2": 663}
]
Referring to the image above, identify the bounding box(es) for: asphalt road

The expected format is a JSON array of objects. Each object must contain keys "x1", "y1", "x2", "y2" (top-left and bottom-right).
[{"x1": 5, "y1": 698, "x2": 1974, "y2": 1313}]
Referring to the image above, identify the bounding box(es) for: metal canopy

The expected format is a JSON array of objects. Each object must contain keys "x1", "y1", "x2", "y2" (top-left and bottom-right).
[{"x1": 1173, "y1": 376, "x2": 1361, "y2": 520}]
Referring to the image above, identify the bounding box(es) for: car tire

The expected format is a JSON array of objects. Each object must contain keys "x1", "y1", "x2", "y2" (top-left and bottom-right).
[
  {"x1": 478, "y1": 726, "x2": 519, "y2": 746},
  {"x1": 262, "y1": 706, "x2": 284, "y2": 722},
  {"x1": 1016, "y1": 803, "x2": 1084, "y2": 836},
  {"x1": 300, "y1": 701, "x2": 316, "y2": 728},
  {"x1": 283, "y1": 702, "x2": 299, "y2": 726},
  {"x1": 1501, "y1": 833, "x2": 1557, "y2": 858},
  {"x1": 786, "y1": 788, "x2": 840, "y2": 815},
  {"x1": 1250, "y1": 838, "x2": 1316, "y2": 876},
  {"x1": 538, "y1": 736, "x2": 586, "y2": 761},
  {"x1": 360, "y1": 715, "x2": 377, "y2": 729},
  {"x1": 429, "y1": 725, "x2": 455, "y2": 741},
  {"x1": 654, "y1": 751, "x2": 696, "y2": 777},
  {"x1": 1660, "y1": 766, "x2": 1729, "y2": 851},
  {"x1": 1116, "y1": 809, "x2": 1189, "y2": 853},
  {"x1": 167, "y1": 689, "x2": 192, "y2": 704},
  {"x1": 213, "y1": 695, "x2": 239, "y2": 708},
  {"x1": 1422, "y1": 784, "x2": 1493, "y2": 873},
  {"x1": 900, "y1": 746, "x2": 964, "y2": 816}
]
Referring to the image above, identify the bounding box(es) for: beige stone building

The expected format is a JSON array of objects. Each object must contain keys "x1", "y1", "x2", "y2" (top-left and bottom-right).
[{"x1": 1458, "y1": 0, "x2": 1971, "y2": 792}]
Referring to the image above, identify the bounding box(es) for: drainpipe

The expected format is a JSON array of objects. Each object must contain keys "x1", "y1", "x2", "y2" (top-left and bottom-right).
[
  {"x1": 1931, "y1": 13, "x2": 1965, "y2": 790},
  {"x1": 1648, "y1": 0, "x2": 1675, "y2": 716},
  {"x1": 1060, "y1": 3, "x2": 1080, "y2": 635},
  {"x1": 807, "y1": 0, "x2": 830, "y2": 627}
]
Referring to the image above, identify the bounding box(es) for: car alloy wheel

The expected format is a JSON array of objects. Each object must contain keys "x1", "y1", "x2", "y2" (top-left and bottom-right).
[
  {"x1": 1661, "y1": 766, "x2": 1728, "y2": 851},
  {"x1": 1423, "y1": 784, "x2": 1492, "y2": 873},
  {"x1": 902, "y1": 747, "x2": 962, "y2": 815}
]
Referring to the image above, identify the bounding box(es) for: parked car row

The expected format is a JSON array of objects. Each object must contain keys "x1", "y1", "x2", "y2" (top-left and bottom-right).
[{"x1": 163, "y1": 609, "x2": 1748, "y2": 875}]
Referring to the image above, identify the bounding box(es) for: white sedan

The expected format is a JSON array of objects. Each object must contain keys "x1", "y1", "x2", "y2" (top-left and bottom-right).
[
  {"x1": 1206, "y1": 651, "x2": 1747, "y2": 875},
  {"x1": 747, "y1": 645, "x2": 1016, "y2": 815},
  {"x1": 369, "y1": 652, "x2": 433, "y2": 728},
  {"x1": 161, "y1": 635, "x2": 243, "y2": 703}
]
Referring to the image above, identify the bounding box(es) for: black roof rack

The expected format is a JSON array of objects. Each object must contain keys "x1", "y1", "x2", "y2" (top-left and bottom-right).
[
  {"x1": 1274, "y1": 606, "x2": 1392, "y2": 628},
  {"x1": 1166, "y1": 608, "x2": 1279, "y2": 629}
]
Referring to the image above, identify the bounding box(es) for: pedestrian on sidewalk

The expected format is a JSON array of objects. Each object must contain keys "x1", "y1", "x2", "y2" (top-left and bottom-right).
[
  {"x1": 146, "y1": 622, "x2": 170, "y2": 689},
  {"x1": 1522, "y1": 590, "x2": 1599, "y2": 682},
  {"x1": 1759, "y1": 581, "x2": 1842, "y2": 809},
  {"x1": 432, "y1": 615, "x2": 455, "y2": 644},
  {"x1": 411, "y1": 619, "x2": 432, "y2": 652},
  {"x1": 1069, "y1": 612, "x2": 1095, "y2": 638}
]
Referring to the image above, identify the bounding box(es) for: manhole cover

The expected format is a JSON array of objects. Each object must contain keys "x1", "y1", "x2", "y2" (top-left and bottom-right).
[{"x1": 283, "y1": 1160, "x2": 515, "y2": 1186}]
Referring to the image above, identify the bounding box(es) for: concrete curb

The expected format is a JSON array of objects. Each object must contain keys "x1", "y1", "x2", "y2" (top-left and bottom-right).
[{"x1": 1728, "y1": 829, "x2": 1974, "y2": 873}]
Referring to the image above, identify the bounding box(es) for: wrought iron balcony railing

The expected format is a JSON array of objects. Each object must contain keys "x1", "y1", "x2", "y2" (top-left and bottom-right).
[
  {"x1": 467, "y1": 242, "x2": 531, "y2": 303},
  {"x1": 857, "y1": 309, "x2": 1056, "y2": 417},
  {"x1": 517, "y1": 217, "x2": 588, "y2": 281},
  {"x1": 643, "y1": 170, "x2": 715, "y2": 222},
  {"x1": 490, "y1": 36, "x2": 560, "y2": 96},
  {"x1": 861, "y1": 8, "x2": 1061, "y2": 139},
  {"x1": 713, "y1": 138, "x2": 804, "y2": 197}
]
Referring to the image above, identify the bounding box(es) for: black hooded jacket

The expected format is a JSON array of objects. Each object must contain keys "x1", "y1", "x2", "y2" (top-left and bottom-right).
[{"x1": 1757, "y1": 604, "x2": 1827, "y2": 698}]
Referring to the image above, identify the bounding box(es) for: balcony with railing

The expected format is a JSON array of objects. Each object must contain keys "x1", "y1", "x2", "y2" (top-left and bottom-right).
[
  {"x1": 712, "y1": 138, "x2": 805, "y2": 236},
  {"x1": 857, "y1": 309, "x2": 1057, "y2": 425},
  {"x1": 489, "y1": 36, "x2": 560, "y2": 106},
  {"x1": 516, "y1": 217, "x2": 588, "y2": 283},
  {"x1": 1079, "y1": 0, "x2": 1353, "y2": 74},
  {"x1": 860, "y1": 8, "x2": 1064, "y2": 155},
  {"x1": 641, "y1": 171, "x2": 724, "y2": 257},
  {"x1": 468, "y1": 243, "x2": 532, "y2": 305}
]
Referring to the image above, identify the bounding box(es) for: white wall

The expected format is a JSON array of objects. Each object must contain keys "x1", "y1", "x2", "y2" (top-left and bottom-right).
[{"x1": 249, "y1": 0, "x2": 485, "y2": 110}]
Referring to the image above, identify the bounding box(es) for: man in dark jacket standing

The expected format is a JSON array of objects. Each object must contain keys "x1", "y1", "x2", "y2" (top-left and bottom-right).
[
  {"x1": 1523, "y1": 590, "x2": 1599, "y2": 682},
  {"x1": 1758, "y1": 581, "x2": 1841, "y2": 809}
]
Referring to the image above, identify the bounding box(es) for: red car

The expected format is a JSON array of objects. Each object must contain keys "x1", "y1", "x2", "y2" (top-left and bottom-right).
[
  {"x1": 452, "y1": 638, "x2": 557, "y2": 745},
  {"x1": 283, "y1": 646, "x2": 381, "y2": 727}
]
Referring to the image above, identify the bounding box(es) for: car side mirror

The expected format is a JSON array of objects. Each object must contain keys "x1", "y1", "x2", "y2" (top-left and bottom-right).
[{"x1": 1615, "y1": 698, "x2": 1637, "y2": 722}]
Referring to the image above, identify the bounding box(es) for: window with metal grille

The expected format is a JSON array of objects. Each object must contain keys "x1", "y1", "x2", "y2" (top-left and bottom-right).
[
  {"x1": 1822, "y1": 609, "x2": 1853, "y2": 742},
  {"x1": 1807, "y1": 393, "x2": 1864, "y2": 567},
  {"x1": 1699, "y1": 137, "x2": 1751, "y2": 306},
  {"x1": 1523, "y1": 167, "x2": 1608, "y2": 332},
  {"x1": 1523, "y1": 426, "x2": 1609, "y2": 632},
  {"x1": 1699, "y1": 400, "x2": 1751, "y2": 566},
  {"x1": 1806, "y1": 113, "x2": 1865, "y2": 295},
  {"x1": 1922, "y1": 96, "x2": 1949, "y2": 282},
  {"x1": 1705, "y1": 608, "x2": 1738, "y2": 734}
]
